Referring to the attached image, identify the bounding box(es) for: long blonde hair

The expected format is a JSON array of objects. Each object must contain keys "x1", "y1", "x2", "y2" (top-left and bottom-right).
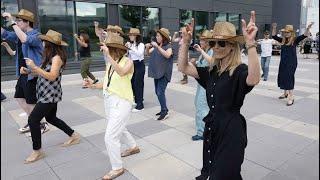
[
  {"x1": 281, "y1": 32, "x2": 296, "y2": 46},
  {"x1": 210, "y1": 42, "x2": 242, "y2": 76}
]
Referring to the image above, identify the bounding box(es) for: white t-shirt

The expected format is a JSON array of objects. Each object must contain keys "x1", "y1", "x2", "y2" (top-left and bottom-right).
[
  {"x1": 128, "y1": 42, "x2": 145, "y2": 61},
  {"x1": 258, "y1": 39, "x2": 273, "y2": 57}
]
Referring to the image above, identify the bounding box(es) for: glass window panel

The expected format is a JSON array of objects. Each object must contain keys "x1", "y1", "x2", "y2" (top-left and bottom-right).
[
  {"x1": 38, "y1": 0, "x2": 75, "y2": 59},
  {"x1": 119, "y1": 5, "x2": 141, "y2": 34},
  {"x1": 195, "y1": 11, "x2": 208, "y2": 39},
  {"x1": 179, "y1": 9, "x2": 193, "y2": 28},
  {"x1": 76, "y1": 2, "x2": 106, "y2": 60},
  {"x1": 228, "y1": 13, "x2": 240, "y2": 33},
  {"x1": 1, "y1": 0, "x2": 19, "y2": 68},
  {"x1": 214, "y1": 12, "x2": 227, "y2": 22},
  {"x1": 142, "y1": 7, "x2": 160, "y2": 43}
]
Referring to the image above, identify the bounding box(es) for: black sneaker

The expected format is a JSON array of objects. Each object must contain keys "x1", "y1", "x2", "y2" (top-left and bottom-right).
[
  {"x1": 1, "y1": 93, "x2": 6, "y2": 102},
  {"x1": 157, "y1": 112, "x2": 169, "y2": 120},
  {"x1": 93, "y1": 79, "x2": 99, "y2": 84},
  {"x1": 155, "y1": 112, "x2": 161, "y2": 116},
  {"x1": 192, "y1": 135, "x2": 203, "y2": 141}
]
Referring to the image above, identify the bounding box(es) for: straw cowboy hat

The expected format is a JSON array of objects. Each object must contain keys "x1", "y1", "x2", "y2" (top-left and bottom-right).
[
  {"x1": 104, "y1": 25, "x2": 125, "y2": 35},
  {"x1": 156, "y1": 28, "x2": 171, "y2": 41},
  {"x1": 38, "y1": 29, "x2": 68, "y2": 46},
  {"x1": 100, "y1": 32, "x2": 129, "y2": 50},
  {"x1": 199, "y1": 29, "x2": 214, "y2": 40},
  {"x1": 12, "y1": 9, "x2": 35, "y2": 23},
  {"x1": 281, "y1": 25, "x2": 294, "y2": 33},
  {"x1": 211, "y1": 22, "x2": 245, "y2": 43},
  {"x1": 127, "y1": 28, "x2": 141, "y2": 36}
]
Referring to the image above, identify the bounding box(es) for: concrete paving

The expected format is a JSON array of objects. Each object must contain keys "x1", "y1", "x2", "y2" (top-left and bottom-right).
[{"x1": 1, "y1": 53, "x2": 319, "y2": 180}]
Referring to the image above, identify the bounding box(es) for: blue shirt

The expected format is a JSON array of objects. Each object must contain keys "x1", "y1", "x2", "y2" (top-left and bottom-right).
[
  {"x1": 2, "y1": 29, "x2": 43, "y2": 80},
  {"x1": 196, "y1": 49, "x2": 213, "y2": 68}
]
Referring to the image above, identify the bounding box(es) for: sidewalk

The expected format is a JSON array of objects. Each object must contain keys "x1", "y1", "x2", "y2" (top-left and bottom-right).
[{"x1": 1, "y1": 55, "x2": 319, "y2": 180}]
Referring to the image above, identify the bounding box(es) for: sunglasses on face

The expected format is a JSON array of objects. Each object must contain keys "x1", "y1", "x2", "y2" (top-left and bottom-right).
[{"x1": 212, "y1": 41, "x2": 226, "y2": 47}]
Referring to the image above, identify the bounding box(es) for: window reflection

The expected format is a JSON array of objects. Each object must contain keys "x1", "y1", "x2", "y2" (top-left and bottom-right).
[
  {"x1": 76, "y1": 2, "x2": 106, "y2": 59},
  {"x1": 1, "y1": 0, "x2": 19, "y2": 68},
  {"x1": 119, "y1": 5, "x2": 159, "y2": 43},
  {"x1": 142, "y1": 8, "x2": 160, "y2": 42},
  {"x1": 214, "y1": 12, "x2": 227, "y2": 22},
  {"x1": 228, "y1": 14, "x2": 240, "y2": 33},
  {"x1": 180, "y1": 10, "x2": 193, "y2": 28},
  {"x1": 195, "y1": 11, "x2": 208, "y2": 39},
  {"x1": 38, "y1": 0, "x2": 75, "y2": 59}
]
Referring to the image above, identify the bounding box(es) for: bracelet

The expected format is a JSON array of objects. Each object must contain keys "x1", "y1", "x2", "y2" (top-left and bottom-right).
[
  {"x1": 8, "y1": 21, "x2": 16, "y2": 27},
  {"x1": 245, "y1": 42, "x2": 257, "y2": 50}
]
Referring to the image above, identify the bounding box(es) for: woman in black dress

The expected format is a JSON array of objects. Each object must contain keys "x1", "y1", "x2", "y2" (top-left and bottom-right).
[
  {"x1": 178, "y1": 11, "x2": 260, "y2": 180},
  {"x1": 271, "y1": 22, "x2": 314, "y2": 106}
]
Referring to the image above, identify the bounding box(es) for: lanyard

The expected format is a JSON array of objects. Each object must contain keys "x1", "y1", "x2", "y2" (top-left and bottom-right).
[{"x1": 106, "y1": 56, "x2": 123, "y2": 88}]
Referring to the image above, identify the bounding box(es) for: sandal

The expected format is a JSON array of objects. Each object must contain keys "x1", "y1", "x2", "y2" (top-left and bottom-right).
[
  {"x1": 61, "y1": 132, "x2": 81, "y2": 147},
  {"x1": 278, "y1": 94, "x2": 288, "y2": 99},
  {"x1": 286, "y1": 98, "x2": 295, "y2": 106},
  {"x1": 24, "y1": 151, "x2": 45, "y2": 164},
  {"x1": 121, "y1": 146, "x2": 140, "y2": 157},
  {"x1": 102, "y1": 168, "x2": 125, "y2": 180}
]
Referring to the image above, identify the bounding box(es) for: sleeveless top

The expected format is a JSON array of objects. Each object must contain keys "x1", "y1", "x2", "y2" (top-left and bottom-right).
[
  {"x1": 36, "y1": 63, "x2": 63, "y2": 103},
  {"x1": 148, "y1": 43, "x2": 173, "y2": 81},
  {"x1": 103, "y1": 56, "x2": 134, "y2": 102}
]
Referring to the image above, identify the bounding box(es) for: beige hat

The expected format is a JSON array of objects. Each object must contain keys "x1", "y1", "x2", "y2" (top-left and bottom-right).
[
  {"x1": 211, "y1": 22, "x2": 244, "y2": 43},
  {"x1": 105, "y1": 25, "x2": 114, "y2": 31},
  {"x1": 100, "y1": 32, "x2": 129, "y2": 50},
  {"x1": 156, "y1": 28, "x2": 171, "y2": 41},
  {"x1": 128, "y1": 28, "x2": 141, "y2": 36},
  {"x1": 12, "y1": 9, "x2": 35, "y2": 23},
  {"x1": 38, "y1": 29, "x2": 68, "y2": 46},
  {"x1": 280, "y1": 25, "x2": 294, "y2": 33},
  {"x1": 199, "y1": 30, "x2": 213, "y2": 40}
]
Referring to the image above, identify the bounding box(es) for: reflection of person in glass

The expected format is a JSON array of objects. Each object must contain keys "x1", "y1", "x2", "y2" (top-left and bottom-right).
[
  {"x1": 190, "y1": 30, "x2": 214, "y2": 141},
  {"x1": 1, "y1": 9, "x2": 49, "y2": 134},
  {"x1": 146, "y1": 28, "x2": 173, "y2": 121},
  {"x1": 74, "y1": 32, "x2": 99, "y2": 88},
  {"x1": 272, "y1": 22, "x2": 314, "y2": 106},
  {"x1": 84, "y1": 33, "x2": 140, "y2": 180},
  {"x1": 125, "y1": 28, "x2": 146, "y2": 112},
  {"x1": 178, "y1": 11, "x2": 260, "y2": 179}
]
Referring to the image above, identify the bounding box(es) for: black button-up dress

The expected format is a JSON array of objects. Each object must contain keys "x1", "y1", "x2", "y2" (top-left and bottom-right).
[
  {"x1": 272, "y1": 35, "x2": 307, "y2": 90},
  {"x1": 194, "y1": 64, "x2": 254, "y2": 180}
]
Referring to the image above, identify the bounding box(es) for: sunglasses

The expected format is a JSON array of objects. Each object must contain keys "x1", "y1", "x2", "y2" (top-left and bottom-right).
[{"x1": 212, "y1": 41, "x2": 226, "y2": 47}]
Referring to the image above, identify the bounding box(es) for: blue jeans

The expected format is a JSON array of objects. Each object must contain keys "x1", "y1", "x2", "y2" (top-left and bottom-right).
[
  {"x1": 154, "y1": 77, "x2": 169, "y2": 114},
  {"x1": 261, "y1": 56, "x2": 271, "y2": 80},
  {"x1": 194, "y1": 84, "x2": 209, "y2": 136}
]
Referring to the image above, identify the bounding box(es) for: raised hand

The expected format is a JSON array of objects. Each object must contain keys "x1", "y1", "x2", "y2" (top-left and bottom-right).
[
  {"x1": 307, "y1": 22, "x2": 314, "y2": 29},
  {"x1": 241, "y1": 11, "x2": 258, "y2": 44},
  {"x1": 2, "y1": 12, "x2": 12, "y2": 21},
  {"x1": 193, "y1": 44, "x2": 202, "y2": 52},
  {"x1": 100, "y1": 43, "x2": 109, "y2": 56},
  {"x1": 94, "y1": 21, "x2": 99, "y2": 27},
  {"x1": 151, "y1": 41, "x2": 158, "y2": 48},
  {"x1": 181, "y1": 18, "x2": 194, "y2": 44},
  {"x1": 272, "y1": 23, "x2": 277, "y2": 28},
  {"x1": 25, "y1": 58, "x2": 36, "y2": 69}
]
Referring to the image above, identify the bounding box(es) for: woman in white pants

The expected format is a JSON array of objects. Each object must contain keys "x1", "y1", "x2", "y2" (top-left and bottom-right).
[{"x1": 85, "y1": 32, "x2": 140, "y2": 180}]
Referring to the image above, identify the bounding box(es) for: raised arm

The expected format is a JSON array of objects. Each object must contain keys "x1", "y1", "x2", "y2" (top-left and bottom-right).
[
  {"x1": 242, "y1": 11, "x2": 260, "y2": 86},
  {"x1": 145, "y1": 43, "x2": 154, "y2": 56},
  {"x1": 151, "y1": 41, "x2": 173, "y2": 59},
  {"x1": 177, "y1": 18, "x2": 199, "y2": 78},
  {"x1": 271, "y1": 23, "x2": 282, "y2": 43},
  {"x1": 74, "y1": 34, "x2": 88, "y2": 47},
  {"x1": 101, "y1": 44, "x2": 133, "y2": 77},
  {"x1": 193, "y1": 44, "x2": 214, "y2": 63}
]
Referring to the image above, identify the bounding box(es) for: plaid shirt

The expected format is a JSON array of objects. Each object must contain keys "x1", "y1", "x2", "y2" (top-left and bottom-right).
[{"x1": 36, "y1": 63, "x2": 63, "y2": 103}]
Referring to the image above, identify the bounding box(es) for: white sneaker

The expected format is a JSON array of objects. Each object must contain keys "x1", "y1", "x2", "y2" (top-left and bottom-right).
[
  {"x1": 132, "y1": 108, "x2": 144, "y2": 113},
  {"x1": 25, "y1": 123, "x2": 50, "y2": 137}
]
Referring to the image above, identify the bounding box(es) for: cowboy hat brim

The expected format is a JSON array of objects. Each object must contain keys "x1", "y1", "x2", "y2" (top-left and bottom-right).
[
  {"x1": 12, "y1": 14, "x2": 35, "y2": 23},
  {"x1": 211, "y1": 35, "x2": 245, "y2": 44},
  {"x1": 156, "y1": 29, "x2": 170, "y2": 41},
  {"x1": 280, "y1": 29, "x2": 294, "y2": 33},
  {"x1": 98, "y1": 42, "x2": 130, "y2": 50},
  {"x1": 39, "y1": 35, "x2": 68, "y2": 46}
]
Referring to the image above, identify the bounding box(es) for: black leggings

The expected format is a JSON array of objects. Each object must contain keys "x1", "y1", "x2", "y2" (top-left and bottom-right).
[{"x1": 28, "y1": 102, "x2": 74, "y2": 150}]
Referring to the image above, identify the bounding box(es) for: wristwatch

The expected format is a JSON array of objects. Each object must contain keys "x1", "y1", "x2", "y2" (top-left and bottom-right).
[{"x1": 245, "y1": 42, "x2": 258, "y2": 50}]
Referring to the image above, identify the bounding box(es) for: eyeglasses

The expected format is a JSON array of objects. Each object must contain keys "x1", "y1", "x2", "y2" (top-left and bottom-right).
[{"x1": 212, "y1": 41, "x2": 226, "y2": 48}]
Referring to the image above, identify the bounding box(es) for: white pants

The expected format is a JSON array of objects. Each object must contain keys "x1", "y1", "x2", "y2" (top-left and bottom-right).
[{"x1": 104, "y1": 94, "x2": 137, "y2": 170}]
